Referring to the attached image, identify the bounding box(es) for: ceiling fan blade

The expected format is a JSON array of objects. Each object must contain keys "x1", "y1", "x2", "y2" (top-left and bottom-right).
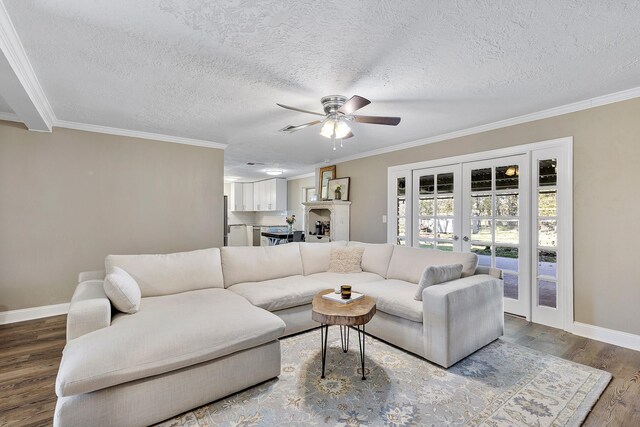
[
  {"x1": 352, "y1": 115, "x2": 401, "y2": 126},
  {"x1": 276, "y1": 103, "x2": 325, "y2": 117},
  {"x1": 342, "y1": 131, "x2": 354, "y2": 140},
  {"x1": 337, "y1": 95, "x2": 371, "y2": 115},
  {"x1": 279, "y1": 120, "x2": 322, "y2": 133}
]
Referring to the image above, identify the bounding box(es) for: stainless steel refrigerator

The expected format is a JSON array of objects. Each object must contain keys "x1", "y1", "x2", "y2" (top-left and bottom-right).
[{"x1": 223, "y1": 196, "x2": 228, "y2": 246}]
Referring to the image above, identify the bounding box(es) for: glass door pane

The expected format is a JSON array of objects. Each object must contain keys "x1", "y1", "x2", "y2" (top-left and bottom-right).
[
  {"x1": 462, "y1": 155, "x2": 529, "y2": 318},
  {"x1": 396, "y1": 177, "x2": 407, "y2": 245},
  {"x1": 389, "y1": 170, "x2": 412, "y2": 247},
  {"x1": 535, "y1": 158, "x2": 558, "y2": 308},
  {"x1": 413, "y1": 165, "x2": 461, "y2": 252}
]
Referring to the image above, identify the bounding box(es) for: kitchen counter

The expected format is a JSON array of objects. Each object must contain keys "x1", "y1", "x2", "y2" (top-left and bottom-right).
[{"x1": 261, "y1": 231, "x2": 304, "y2": 244}]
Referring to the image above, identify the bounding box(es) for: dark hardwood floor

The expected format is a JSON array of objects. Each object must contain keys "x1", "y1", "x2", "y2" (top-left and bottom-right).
[{"x1": 1, "y1": 314, "x2": 638, "y2": 426}]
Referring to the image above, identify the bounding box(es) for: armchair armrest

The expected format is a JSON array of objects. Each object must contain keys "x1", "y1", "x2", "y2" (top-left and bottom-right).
[
  {"x1": 66, "y1": 279, "x2": 112, "y2": 341},
  {"x1": 475, "y1": 265, "x2": 502, "y2": 279},
  {"x1": 422, "y1": 274, "x2": 504, "y2": 367},
  {"x1": 78, "y1": 270, "x2": 105, "y2": 283}
]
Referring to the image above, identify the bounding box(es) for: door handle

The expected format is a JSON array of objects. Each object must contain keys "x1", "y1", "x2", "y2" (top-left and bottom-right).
[
  {"x1": 463, "y1": 236, "x2": 470, "y2": 242},
  {"x1": 453, "y1": 235, "x2": 459, "y2": 241}
]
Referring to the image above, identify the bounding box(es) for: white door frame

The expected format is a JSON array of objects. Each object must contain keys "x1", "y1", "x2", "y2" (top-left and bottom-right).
[
  {"x1": 387, "y1": 137, "x2": 573, "y2": 331},
  {"x1": 530, "y1": 147, "x2": 571, "y2": 329}
]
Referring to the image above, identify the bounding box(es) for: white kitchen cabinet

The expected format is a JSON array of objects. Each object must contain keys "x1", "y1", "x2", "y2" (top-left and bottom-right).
[
  {"x1": 242, "y1": 183, "x2": 253, "y2": 211},
  {"x1": 228, "y1": 225, "x2": 248, "y2": 246},
  {"x1": 253, "y1": 181, "x2": 263, "y2": 211},
  {"x1": 229, "y1": 183, "x2": 255, "y2": 211},
  {"x1": 229, "y1": 183, "x2": 243, "y2": 211},
  {"x1": 253, "y1": 178, "x2": 287, "y2": 211}
]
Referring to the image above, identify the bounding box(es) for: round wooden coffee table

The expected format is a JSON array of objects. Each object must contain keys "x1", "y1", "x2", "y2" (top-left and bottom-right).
[{"x1": 311, "y1": 289, "x2": 376, "y2": 380}]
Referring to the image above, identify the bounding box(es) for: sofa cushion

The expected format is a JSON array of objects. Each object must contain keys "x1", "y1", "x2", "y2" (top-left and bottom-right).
[
  {"x1": 386, "y1": 246, "x2": 478, "y2": 284},
  {"x1": 105, "y1": 248, "x2": 224, "y2": 297},
  {"x1": 415, "y1": 264, "x2": 464, "y2": 301},
  {"x1": 356, "y1": 280, "x2": 424, "y2": 323},
  {"x1": 228, "y1": 275, "x2": 329, "y2": 311},
  {"x1": 328, "y1": 247, "x2": 364, "y2": 273},
  {"x1": 56, "y1": 289, "x2": 285, "y2": 397},
  {"x1": 308, "y1": 271, "x2": 384, "y2": 287},
  {"x1": 221, "y1": 244, "x2": 303, "y2": 287},
  {"x1": 103, "y1": 267, "x2": 141, "y2": 313},
  {"x1": 299, "y1": 241, "x2": 348, "y2": 275},
  {"x1": 347, "y1": 242, "x2": 395, "y2": 278}
]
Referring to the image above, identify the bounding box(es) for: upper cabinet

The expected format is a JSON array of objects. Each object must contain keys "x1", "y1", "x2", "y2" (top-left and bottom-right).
[
  {"x1": 230, "y1": 179, "x2": 286, "y2": 211},
  {"x1": 253, "y1": 178, "x2": 287, "y2": 211},
  {"x1": 229, "y1": 182, "x2": 257, "y2": 211},
  {"x1": 241, "y1": 183, "x2": 253, "y2": 212},
  {"x1": 229, "y1": 183, "x2": 244, "y2": 211}
]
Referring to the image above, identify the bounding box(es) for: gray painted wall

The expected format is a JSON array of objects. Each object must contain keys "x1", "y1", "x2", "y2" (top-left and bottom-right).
[{"x1": 0, "y1": 121, "x2": 224, "y2": 311}]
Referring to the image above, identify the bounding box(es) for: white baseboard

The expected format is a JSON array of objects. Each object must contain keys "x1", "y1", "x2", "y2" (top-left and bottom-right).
[
  {"x1": 0, "y1": 303, "x2": 69, "y2": 325},
  {"x1": 571, "y1": 321, "x2": 640, "y2": 352}
]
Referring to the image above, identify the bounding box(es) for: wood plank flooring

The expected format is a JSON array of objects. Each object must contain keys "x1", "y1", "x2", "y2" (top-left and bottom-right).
[{"x1": 0, "y1": 314, "x2": 638, "y2": 426}]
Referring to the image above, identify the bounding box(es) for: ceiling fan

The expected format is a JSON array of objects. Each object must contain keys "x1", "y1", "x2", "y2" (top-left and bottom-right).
[{"x1": 277, "y1": 95, "x2": 401, "y2": 150}]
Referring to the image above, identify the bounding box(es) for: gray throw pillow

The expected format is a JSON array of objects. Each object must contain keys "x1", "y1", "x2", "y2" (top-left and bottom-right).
[{"x1": 415, "y1": 264, "x2": 464, "y2": 301}]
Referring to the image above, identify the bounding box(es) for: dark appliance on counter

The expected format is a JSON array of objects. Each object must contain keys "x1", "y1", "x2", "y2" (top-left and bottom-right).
[{"x1": 314, "y1": 221, "x2": 330, "y2": 236}]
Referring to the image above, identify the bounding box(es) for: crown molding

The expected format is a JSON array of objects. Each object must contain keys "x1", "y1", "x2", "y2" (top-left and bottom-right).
[
  {"x1": 0, "y1": 111, "x2": 19, "y2": 122},
  {"x1": 0, "y1": 1, "x2": 55, "y2": 130},
  {"x1": 318, "y1": 85, "x2": 640, "y2": 167},
  {"x1": 286, "y1": 172, "x2": 315, "y2": 180},
  {"x1": 54, "y1": 119, "x2": 227, "y2": 149}
]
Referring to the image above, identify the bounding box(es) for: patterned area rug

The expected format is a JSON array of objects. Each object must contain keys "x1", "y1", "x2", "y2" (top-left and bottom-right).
[{"x1": 157, "y1": 329, "x2": 610, "y2": 426}]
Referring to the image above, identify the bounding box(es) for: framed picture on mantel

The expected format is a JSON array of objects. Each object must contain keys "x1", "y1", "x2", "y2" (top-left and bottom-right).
[
  {"x1": 319, "y1": 165, "x2": 336, "y2": 200},
  {"x1": 328, "y1": 177, "x2": 350, "y2": 201}
]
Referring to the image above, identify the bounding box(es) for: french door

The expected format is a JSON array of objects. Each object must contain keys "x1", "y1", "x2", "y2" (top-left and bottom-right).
[
  {"x1": 389, "y1": 139, "x2": 572, "y2": 329},
  {"x1": 412, "y1": 166, "x2": 462, "y2": 252},
  {"x1": 462, "y1": 156, "x2": 530, "y2": 317},
  {"x1": 530, "y1": 148, "x2": 565, "y2": 327}
]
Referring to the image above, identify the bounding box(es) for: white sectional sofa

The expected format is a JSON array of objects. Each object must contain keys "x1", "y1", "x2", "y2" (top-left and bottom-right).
[{"x1": 55, "y1": 241, "x2": 503, "y2": 427}]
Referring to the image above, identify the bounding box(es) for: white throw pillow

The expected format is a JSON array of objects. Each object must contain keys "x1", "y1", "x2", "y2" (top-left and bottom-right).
[
  {"x1": 328, "y1": 247, "x2": 365, "y2": 274},
  {"x1": 415, "y1": 264, "x2": 464, "y2": 301},
  {"x1": 103, "y1": 267, "x2": 141, "y2": 314}
]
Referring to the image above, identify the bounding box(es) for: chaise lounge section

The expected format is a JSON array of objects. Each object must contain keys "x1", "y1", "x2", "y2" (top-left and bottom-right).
[{"x1": 55, "y1": 242, "x2": 503, "y2": 426}]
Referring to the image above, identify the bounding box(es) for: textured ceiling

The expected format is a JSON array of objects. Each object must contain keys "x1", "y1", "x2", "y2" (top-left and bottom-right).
[{"x1": 4, "y1": 0, "x2": 640, "y2": 179}]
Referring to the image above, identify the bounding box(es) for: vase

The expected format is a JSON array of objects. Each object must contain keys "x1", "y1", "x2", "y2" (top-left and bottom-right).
[
  {"x1": 287, "y1": 224, "x2": 293, "y2": 234},
  {"x1": 335, "y1": 189, "x2": 341, "y2": 200}
]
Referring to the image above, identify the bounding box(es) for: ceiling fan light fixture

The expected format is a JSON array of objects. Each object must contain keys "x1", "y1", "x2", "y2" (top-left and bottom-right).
[
  {"x1": 265, "y1": 168, "x2": 284, "y2": 176},
  {"x1": 319, "y1": 119, "x2": 351, "y2": 139},
  {"x1": 277, "y1": 94, "x2": 399, "y2": 149},
  {"x1": 319, "y1": 120, "x2": 335, "y2": 138},
  {"x1": 334, "y1": 120, "x2": 351, "y2": 139}
]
